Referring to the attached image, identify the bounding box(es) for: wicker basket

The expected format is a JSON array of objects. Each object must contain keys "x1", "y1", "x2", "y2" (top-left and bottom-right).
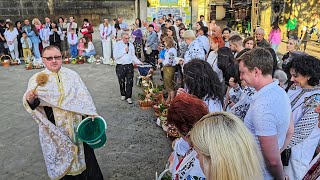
[
  {"x1": 139, "y1": 100, "x2": 155, "y2": 110},
  {"x1": 12, "y1": 61, "x2": 19, "y2": 65},
  {"x1": 1, "y1": 55, "x2": 12, "y2": 67},
  {"x1": 77, "y1": 56, "x2": 85, "y2": 64},
  {"x1": 25, "y1": 64, "x2": 33, "y2": 70}
]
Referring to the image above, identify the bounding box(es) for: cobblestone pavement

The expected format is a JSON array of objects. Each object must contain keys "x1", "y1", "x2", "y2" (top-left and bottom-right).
[{"x1": 0, "y1": 29, "x2": 171, "y2": 180}]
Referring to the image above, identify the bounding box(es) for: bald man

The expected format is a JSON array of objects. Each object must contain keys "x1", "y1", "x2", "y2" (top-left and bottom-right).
[
  {"x1": 211, "y1": 25, "x2": 224, "y2": 48},
  {"x1": 255, "y1": 28, "x2": 271, "y2": 48}
]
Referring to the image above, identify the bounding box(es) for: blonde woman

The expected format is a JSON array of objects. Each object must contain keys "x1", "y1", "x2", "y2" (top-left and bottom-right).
[
  {"x1": 282, "y1": 38, "x2": 300, "y2": 64},
  {"x1": 32, "y1": 18, "x2": 42, "y2": 31},
  {"x1": 182, "y1": 30, "x2": 205, "y2": 64},
  {"x1": 4, "y1": 22, "x2": 20, "y2": 63},
  {"x1": 281, "y1": 38, "x2": 301, "y2": 90},
  {"x1": 191, "y1": 112, "x2": 263, "y2": 180},
  {"x1": 99, "y1": 18, "x2": 112, "y2": 64}
]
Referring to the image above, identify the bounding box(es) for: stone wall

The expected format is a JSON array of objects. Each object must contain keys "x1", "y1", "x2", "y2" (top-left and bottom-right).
[{"x1": 0, "y1": 0, "x2": 136, "y2": 25}]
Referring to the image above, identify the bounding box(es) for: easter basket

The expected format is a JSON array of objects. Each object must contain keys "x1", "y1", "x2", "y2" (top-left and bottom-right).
[{"x1": 1, "y1": 55, "x2": 12, "y2": 67}]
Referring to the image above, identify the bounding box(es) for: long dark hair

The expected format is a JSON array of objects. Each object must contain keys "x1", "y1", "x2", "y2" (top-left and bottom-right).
[
  {"x1": 136, "y1": 18, "x2": 141, "y2": 28},
  {"x1": 183, "y1": 59, "x2": 224, "y2": 105},
  {"x1": 272, "y1": 21, "x2": 280, "y2": 32},
  {"x1": 31, "y1": 24, "x2": 38, "y2": 35},
  {"x1": 84, "y1": 36, "x2": 91, "y2": 48},
  {"x1": 266, "y1": 47, "x2": 279, "y2": 76},
  {"x1": 168, "y1": 26, "x2": 178, "y2": 44},
  {"x1": 217, "y1": 47, "x2": 236, "y2": 86},
  {"x1": 15, "y1": 21, "x2": 21, "y2": 29},
  {"x1": 197, "y1": 21, "x2": 204, "y2": 28}
]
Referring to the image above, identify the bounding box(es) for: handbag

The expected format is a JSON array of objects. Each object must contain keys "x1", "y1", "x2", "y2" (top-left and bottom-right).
[
  {"x1": 146, "y1": 46, "x2": 152, "y2": 55},
  {"x1": 281, "y1": 148, "x2": 291, "y2": 166}
]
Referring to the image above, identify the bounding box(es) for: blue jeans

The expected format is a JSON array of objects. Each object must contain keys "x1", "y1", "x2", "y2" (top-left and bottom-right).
[
  {"x1": 33, "y1": 42, "x2": 41, "y2": 59},
  {"x1": 82, "y1": 49, "x2": 96, "y2": 57},
  {"x1": 309, "y1": 27, "x2": 319, "y2": 36},
  {"x1": 271, "y1": 43, "x2": 279, "y2": 52},
  {"x1": 70, "y1": 44, "x2": 78, "y2": 58}
]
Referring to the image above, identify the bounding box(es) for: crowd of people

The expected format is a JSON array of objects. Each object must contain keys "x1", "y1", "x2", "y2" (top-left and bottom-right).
[
  {"x1": 139, "y1": 15, "x2": 320, "y2": 180},
  {"x1": 19, "y1": 13, "x2": 320, "y2": 180},
  {"x1": 0, "y1": 16, "x2": 132, "y2": 66}
]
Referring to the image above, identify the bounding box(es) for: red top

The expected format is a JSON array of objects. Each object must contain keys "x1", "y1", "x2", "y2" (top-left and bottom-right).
[{"x1": 81, "y1": 24, "x2": 94, "y2": 41}]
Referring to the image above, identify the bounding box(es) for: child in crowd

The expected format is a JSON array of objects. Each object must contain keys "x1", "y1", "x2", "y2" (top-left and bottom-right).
[
  {"x1": 20, "y1": 32, "x2": 32, "y2": 62},
  {"x1": 67, "y1": 28, "x2": 78, "y2": 58},
  {"x1": 77, "y1": 38, "x2": 85, "y2": 56},
  {"x1": 40, "y1": 23, "x2": 50, "y2": 48}
]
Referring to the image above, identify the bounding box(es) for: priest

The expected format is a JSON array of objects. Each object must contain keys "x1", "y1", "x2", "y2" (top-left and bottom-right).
[{"x1": 23, "y1": 45, "x2": 104, "y2": 180}]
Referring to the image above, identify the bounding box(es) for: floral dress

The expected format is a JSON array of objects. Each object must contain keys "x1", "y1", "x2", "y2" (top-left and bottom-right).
[
  {"x1": 184, "y1": 39, "x2": 205, "y2": 64},
  {"x1": 174, "y1": 148, "x2": 206, "y2": 180},
  {"x1": 229, "y1": 86, "x2": 256, "y2": 121}
]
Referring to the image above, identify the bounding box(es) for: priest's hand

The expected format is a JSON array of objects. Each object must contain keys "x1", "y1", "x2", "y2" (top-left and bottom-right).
[{"x1": 26, "y1": 90, "x2": 38, "y2": 104}]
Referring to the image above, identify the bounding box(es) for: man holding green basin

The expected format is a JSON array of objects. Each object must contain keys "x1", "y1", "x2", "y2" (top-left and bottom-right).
[{"x1": 23, "y1": 45, "x2": 104, "y2": 180}]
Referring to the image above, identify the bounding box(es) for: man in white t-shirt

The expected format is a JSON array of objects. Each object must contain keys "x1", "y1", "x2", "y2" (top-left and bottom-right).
[{"x1": 237, "y1": 48, "x2": 291, "y2": 180}]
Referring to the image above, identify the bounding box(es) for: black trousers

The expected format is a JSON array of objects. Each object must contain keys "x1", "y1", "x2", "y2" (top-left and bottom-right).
[
  {"x1": 116, "y1": 64, "x2": 134, "y2": 99},
  {"x1": 145, "y1": 50, "x2": 159, "y2": 69},
  {"x1": 28, "y1": 100, "x2": 104, "y2": 180}
]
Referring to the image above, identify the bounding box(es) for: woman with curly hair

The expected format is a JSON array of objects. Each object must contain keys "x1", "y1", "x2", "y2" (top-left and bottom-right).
[
  {"x1": 243, "y1": 36, "x2": 256, "y2": 49},
  {"x1": 181, "y1": 59, "x2": 224, "y2": 112},
  {"x1": 190, "y1": 112, "x2": 263, "y2": 180},
  {"x1": 167, "y1": 93, "x2": 209, "y2": 180},
  {"x1": 284, "y1": 53, "x2": 320, "y2": 180}
]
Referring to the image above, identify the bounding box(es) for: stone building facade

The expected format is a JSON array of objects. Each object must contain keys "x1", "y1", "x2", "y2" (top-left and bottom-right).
[{"x1": 0, "y1": 0, "x2": 137, "y2": 25}]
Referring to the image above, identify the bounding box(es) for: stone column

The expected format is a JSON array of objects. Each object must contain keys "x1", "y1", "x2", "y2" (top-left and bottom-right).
[
  {"x1": 191, "y1": 0, "x2": 199, "y2": 29},
  {"x1": 135, "y1": 0, "x2": 139, "y2": 18},
  {"x1": 139, "y1": 0, "x2": 147, "y2": 21},
  {"x1": 48, "y1": 0, "x2": 55, "y2": 15}
]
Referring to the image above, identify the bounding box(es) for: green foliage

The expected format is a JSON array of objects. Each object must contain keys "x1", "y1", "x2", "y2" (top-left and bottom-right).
[
  {"x1": 138, "y1": 93, "x2": 146, "y2": 101},
  {"x1": 156, "y1": 84, "x2": 164, "y2": 91}
]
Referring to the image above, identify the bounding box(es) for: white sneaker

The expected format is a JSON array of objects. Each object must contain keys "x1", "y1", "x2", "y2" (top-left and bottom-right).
[
  {"x1": 127, "y1": 98, "x2": 133, "y2": 104},
  {"x1": 121, "y1": 96, "x2": 126, "y2": 101}
]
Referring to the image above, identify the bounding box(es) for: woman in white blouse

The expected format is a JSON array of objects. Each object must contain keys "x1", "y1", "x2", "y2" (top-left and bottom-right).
[
  {"x1": 284, "y1": 53, "x2": 320, "y2": 180},
  {"x1": 99, "y1": 18, "x2": 112, "y2": 64},
  {"x1": 181, "y1": 30, "x2": 205, "y2": 64},
  {"x1": 82, "y1": 36, "x2": 96, "y2": 58},
  {"x1": 180, "y1": 59, "x2": 224, "y2": 113},
  {"x1": 158, "y1": 36, "x2": 177, "y2": 104},
  {"x1": 4, "y1": 22, "x2": 20, "y2": 63}
]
